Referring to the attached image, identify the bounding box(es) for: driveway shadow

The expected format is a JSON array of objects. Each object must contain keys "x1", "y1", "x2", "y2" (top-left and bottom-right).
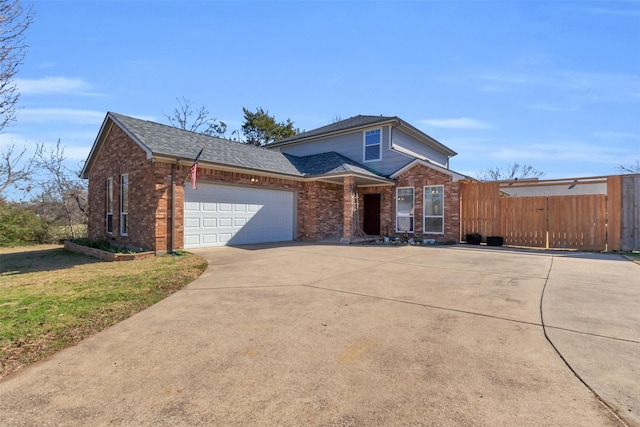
[
  {"x1": 0, "y1": 247, "x2": 100, "y2": 276},
  {"x1": 447, "y1": 244, "x2": 632, "y2": 262}
]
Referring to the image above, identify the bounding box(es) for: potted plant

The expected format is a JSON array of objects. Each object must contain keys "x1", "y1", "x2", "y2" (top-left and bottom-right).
[
  {"x1": 465, "y1": 233, "x2": 482, "y2": 245},
  {"x1": 486, "y1": 236, "x2": 504, "y2": 246}
]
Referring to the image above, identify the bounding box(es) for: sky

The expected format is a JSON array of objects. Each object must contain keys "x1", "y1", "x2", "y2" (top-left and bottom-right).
[{"x1": 3, "y1": 0, "x2": 640, "y2": 196}]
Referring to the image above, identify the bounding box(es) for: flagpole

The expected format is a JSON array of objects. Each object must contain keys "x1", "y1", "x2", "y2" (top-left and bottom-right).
[{"x1": 185, "y1": 144, "x2": 206, "y2": 187}]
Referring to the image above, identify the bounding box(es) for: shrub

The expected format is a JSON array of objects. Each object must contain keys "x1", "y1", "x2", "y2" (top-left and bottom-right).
[
  {"x1": 0, "y1": 201, "x2": 51, "y2": 246},
  {"x1": 68, "y1": 237, "x2": 143, "y2": 254}
]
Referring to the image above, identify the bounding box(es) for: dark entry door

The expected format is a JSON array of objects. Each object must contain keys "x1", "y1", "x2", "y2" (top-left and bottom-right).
[{"x1": 363, "y1": 193, "x2": 381, "y2": 235}]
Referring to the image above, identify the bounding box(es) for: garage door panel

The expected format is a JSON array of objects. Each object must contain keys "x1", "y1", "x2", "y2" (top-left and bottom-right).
[
  {"x1": 184, "y1": 218, "x2": 200, "y2": 228},
  {"x1": 202, "y1": 234, "x2": 218, "y2": 244},
  {"x1": 184, "y1": 202, "x2": 200, "y2": 211},
  {"x1": 184, "y1": 184, "x2": 294, "y2": 248},
  {"x1": 185, "y1": 235, "x2": 200, "y2": 245},
  {"x1": 202, "y1": 218, "x2": 217, "y2": 228},
  {"x1": 218, "y1": 233, "x2": 233, "y2": 243},
  {"x1": 218, "y1": 217, "x2": 233, "y2": 227}
]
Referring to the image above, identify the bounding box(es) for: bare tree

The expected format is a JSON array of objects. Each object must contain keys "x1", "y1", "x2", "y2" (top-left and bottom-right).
[
  {"x1": 618, "y1": 161, "x2": 640, "y2": 174},
  {"x1": 35, "y1": 140, "x2": 88, "y2": 239},
  {"x1": 164, "y1": 97, "x2": 227, "y2": 138},
  {"x1": 477, "y1": 162, "x2": 545, "y2": 181},
  {"x1": 0, "y1": 0, "x2": 33, "y2": 133},
  {"x1": 0, "y1": 141, "x2": 40, "y2": 197},
  {"x1": 0, "y1": 0, "x2": 34, "y2": 199}
]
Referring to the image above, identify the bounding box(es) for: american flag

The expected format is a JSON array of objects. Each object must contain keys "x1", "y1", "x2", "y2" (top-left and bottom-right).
[{"x1": 187, "y1": 146, "x2": 205, "y2": 190}]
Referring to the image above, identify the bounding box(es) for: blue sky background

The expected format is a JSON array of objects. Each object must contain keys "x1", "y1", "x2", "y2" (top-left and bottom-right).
[{"x1": 3, "y1": 0, "x2": 640, "y2": 188}]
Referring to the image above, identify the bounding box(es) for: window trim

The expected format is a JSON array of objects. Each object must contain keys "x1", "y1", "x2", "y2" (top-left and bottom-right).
[
  {"x1": 120, "y1": 174, "x2": 129, "y2": 236},
  {"x1": 424, "y1": 185, "x2": 444, "y2": 234},
  {"x1": 396, "y1": 186, "x2": 414, "y2": 233},
  {"x1": 363, "y1": 128, "x2": 382, "y2": 163},
  {"x1": 106, "y1": 177, "x2": 113, "y2": 234}
]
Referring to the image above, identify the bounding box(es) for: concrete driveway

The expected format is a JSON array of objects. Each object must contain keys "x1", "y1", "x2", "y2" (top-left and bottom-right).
[{"x1": 0, "y1": 244, "x2": 638, "y2": 426}]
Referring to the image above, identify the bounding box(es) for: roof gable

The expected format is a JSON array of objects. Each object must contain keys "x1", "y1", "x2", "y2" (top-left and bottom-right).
[
  {"x1": 267, "y1": 114, "x2": 457, "y2": 158},
  {"x1": 390, "y1": 159, "x2": 469, "y2": 182},
  {"x1": 268, "y1": 115, "x2": 397, "y2": 148},
  {"x1": 82, "y1": 112, "x2": 305, "y2": 179},
  {"x1": 272, "y1": 115, "x2": 397, "y2": 146}
]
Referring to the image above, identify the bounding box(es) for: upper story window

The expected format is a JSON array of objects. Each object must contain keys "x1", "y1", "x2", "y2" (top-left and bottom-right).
[{"x1": 363, "y1": 128, "x2": 381, "y2": 162}]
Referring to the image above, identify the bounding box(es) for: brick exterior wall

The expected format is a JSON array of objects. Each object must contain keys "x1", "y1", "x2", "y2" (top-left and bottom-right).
[
  {"x1": 298, "y1": 180, "x2": 344, "y2": 240},
  {"x1": 87, "y1": 124, "x2": 348, "y2": 251},
  {"x1": 87, "y1": 125, "x2": 160, "y2": 251},
  {"x1": 394, "y1": 163, "x2": 461, "y2": 242},
  {"x1": 87, "y1": 124, "x2": 461, "y2": 249},
  {"x1": 343, "y1": 176, "x2": 356, "y2": 238},
  {"x1": 175, "y1": 167, "x2": 343, "y2": 241}
]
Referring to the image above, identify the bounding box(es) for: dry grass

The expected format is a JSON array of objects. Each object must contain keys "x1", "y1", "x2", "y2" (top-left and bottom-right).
[{"x1": 0, "y1": 245, "x2": 207, "y2": 378}]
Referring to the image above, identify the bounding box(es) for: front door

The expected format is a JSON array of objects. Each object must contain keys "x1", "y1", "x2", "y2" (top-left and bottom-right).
[{"x1": 363, "y1": 193, "x2": 381, "y2": 235}]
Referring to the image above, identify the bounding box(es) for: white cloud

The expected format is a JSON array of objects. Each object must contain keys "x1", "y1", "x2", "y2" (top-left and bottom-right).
[
  {"x1": 420, "y1": 117, "x2": 492, "y2": 130},
  {"x1": 526, "y1": 103, "x2": 578, "y2": 112},
  {"x1": 478, "y1": 85, "x2": 509, "y2": 93},
  {"x1": 0, "y1": 133, "x2": 39, "y2": 147},
  {"x1": 592, "y1": 131, "x2": 640, "y2": 140},
  {"x1": 16, "y1": 108, "x2": 106, "y2": 125},
  {"x1": 477, "y1": 70, "x2": 640, "y2": 103},
  {"x1": 14, "y1": 77, "x2": 103, "y2": 96},
  {"x1": 485, "y1": 141, "x2": 633, "y2": 166},
  {"x1": 583, "y1": 7, "x2": 640, "y2": 17},
  {"x1": 478, "y1": 72, "x2": 541, "y2": 86}
]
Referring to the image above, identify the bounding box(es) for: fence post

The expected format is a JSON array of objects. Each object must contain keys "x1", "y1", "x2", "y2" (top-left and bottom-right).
[
  {"x1": 606, "y1": 176, "x2": 622, "y2": 251},
  {"x1": 545, "y1": 197, "x2": 550, "y2": 249}
]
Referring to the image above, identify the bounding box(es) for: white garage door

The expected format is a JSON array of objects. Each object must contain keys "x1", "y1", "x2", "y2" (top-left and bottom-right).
[{"x1": 184, "y1": 183, "x2": 295, "y2": 248}]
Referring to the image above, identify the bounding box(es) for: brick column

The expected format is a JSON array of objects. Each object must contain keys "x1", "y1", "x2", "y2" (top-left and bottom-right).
[{"x1": 343, "y1": 176, "x2": 356, "y2": 239}]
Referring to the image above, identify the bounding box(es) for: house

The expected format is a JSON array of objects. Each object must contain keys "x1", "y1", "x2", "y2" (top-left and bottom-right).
[{"x1": 81, "y1": 112, "x2": 467, "y2": 253}]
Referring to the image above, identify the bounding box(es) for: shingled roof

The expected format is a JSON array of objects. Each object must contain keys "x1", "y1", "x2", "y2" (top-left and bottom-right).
[
  {"x1": 271, "y1": 115, "x2": 398, "y2": 146},
  {"x1": 267, "y1": 114, "x2": 457, "y2": 157},
  {"x1": 81, "y1": 112, "x2": 390, "y2": 183},
  {"x1": 107, "y1": 112, "x2": 303, "y2": 176},
  {"x1": 285, "y1": 151, "x2": 384, "y2": 177}
]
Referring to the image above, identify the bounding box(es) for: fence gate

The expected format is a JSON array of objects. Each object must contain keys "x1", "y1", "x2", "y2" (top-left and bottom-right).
[
  {"x1": 547, "y1": 195, "x2": 607, "y2": 250},
  {"x1": 499, "y1": 196, "x2": 547, "y2": 247}
]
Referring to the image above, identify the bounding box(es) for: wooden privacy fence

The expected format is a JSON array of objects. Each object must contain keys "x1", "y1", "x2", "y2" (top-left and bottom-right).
[{"x1": 460, "y1": 176, "x2": 635, "y2": 251}]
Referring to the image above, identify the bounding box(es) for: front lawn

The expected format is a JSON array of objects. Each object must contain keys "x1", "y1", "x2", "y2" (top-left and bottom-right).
[{"x1": 0, "y1": 245, "x2": 207, "y2": 378}]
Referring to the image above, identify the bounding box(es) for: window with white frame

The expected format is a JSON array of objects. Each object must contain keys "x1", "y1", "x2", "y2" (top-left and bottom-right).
[
  {"x1": 120, "y1": 174, "x2": 129, "y2": 236},
  {"x1": 363, "y1": 128, "x2": 381, "y2": 162},
  {"x1": 424, "y1": 185, "x2": 444, "y2": 234},
  {"x1": 106, "y1": 177, "x2": 113, "y2": 233},
  {"x1": 396, "y1": 187, "x2": 414, "y2": 232}
]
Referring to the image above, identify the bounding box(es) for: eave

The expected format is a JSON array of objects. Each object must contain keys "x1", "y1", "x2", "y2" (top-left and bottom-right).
[{"x1": 390, "y1": 159, "x2": 468, "y2": 182}]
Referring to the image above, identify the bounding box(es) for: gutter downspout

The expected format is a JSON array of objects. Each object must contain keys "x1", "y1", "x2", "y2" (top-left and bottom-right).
[{"x1": 171, "y1": 163, "x2": 176, "y2": 254}]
